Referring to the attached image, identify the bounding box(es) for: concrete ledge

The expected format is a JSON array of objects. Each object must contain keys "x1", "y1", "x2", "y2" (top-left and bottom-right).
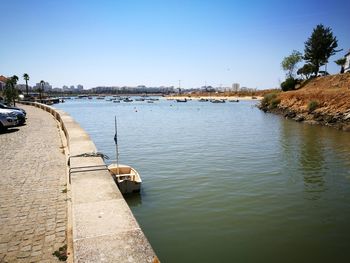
[{"x1": 20, "y1": 102, "x2": 159, "y2": 263}]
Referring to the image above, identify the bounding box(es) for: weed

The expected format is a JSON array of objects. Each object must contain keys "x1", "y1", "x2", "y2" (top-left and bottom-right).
[
  {"x1": 52, "y1": 245, "x2": 67, "y2": 261},
  {"x1": 308, "y1": 100, "x2": 319, "y2": 112}
]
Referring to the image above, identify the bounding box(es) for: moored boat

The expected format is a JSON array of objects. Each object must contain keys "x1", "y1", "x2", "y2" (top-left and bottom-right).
[
  {"x1": 107, "y1": 116, "x2": 142, "y2": 194},
  {"x1": 211, "y1": 99, "x2": 225, "y2": 103},
  {"x1": 108, "y1": 164, "x2": 142, "y2": 194}
]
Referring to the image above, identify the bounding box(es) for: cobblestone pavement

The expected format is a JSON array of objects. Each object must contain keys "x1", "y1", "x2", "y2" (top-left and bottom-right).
[{"x1": 0, "y1": 105, "x2": 67, "y2": 262}]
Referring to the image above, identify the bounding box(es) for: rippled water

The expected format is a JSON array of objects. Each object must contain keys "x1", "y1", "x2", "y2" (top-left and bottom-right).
[{"x1": 56, "y1": 98, "x2": 350, "y2": 262}]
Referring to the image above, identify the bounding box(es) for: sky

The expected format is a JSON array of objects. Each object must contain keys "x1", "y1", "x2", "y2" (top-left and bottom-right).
[{"x1": 1, "y1": 0, "x2": 350, "y2": 90}]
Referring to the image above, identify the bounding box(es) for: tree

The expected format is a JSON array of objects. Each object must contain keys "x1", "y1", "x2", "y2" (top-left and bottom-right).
[
  {"x1": 297, "y1": 64, "x2": 316, "y2": 79},
  {"x1": 281, "y1": 77, "x2": 298, "y2": 91},
  {"x1": 304, "y1": 24, "x2": 340, "y2": 76},
  {"x1": 23, "y1": 73, "x2": 30, "y2": 96},
  {"x1": 281, "y1": 50, "x2": 303, "y2": 78},
  {"x1": 334, "y1": 58, "x2": 346, "y2": 74},
  {"x1": 3, "y1": 75, "x2": 19, "y2": 106},
  {"x1": 38, "y1": 80, "x2": 45, "y2": 102}
]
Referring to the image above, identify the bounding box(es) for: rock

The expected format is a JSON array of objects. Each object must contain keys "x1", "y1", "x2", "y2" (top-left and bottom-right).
[
  {"x1": 294, "y1": 114, "x2": 305, "y2": 122},
  {"x1": 324, "y1": 115, "x2": 335, "y2": 123},
  {"x1": 344, "y1": 113, "x2": 350, "y2": 120},
  {"x1": 284, "y1": 111, "x2": 296, "y2": 118}
]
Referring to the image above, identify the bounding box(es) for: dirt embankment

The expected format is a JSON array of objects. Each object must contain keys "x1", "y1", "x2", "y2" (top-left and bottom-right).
[{"x1": 260, "y1": 73, "x2": 350, "y2": 131}]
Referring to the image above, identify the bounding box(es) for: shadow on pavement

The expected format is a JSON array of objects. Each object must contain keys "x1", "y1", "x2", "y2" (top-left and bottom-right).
[{"x1": 0, "y1": 128, "x2": 20, "y2": 134}]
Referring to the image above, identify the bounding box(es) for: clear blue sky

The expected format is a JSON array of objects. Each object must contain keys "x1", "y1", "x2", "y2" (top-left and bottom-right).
[{"x1": 1, "y1": 0, "x2": 350, "y2": 89}]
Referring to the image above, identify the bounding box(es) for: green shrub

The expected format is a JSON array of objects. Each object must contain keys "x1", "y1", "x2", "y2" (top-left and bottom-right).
[
  {"x1": 261, "y1": 93, "x2": 280, "y2": 109},
  {"x1": 308, "y1": 100, "x2": 319, "y2": 112},
  {"x1": 270, "y1": 98, "x2": 281, "y2": 109},
  {"x1": 281, "y1": 77, "x2": 298, "y2": 91}
]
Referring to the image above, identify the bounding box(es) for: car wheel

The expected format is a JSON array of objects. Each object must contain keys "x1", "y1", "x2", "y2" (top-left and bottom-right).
[{"x1": 0, "y1": 122, "x2": 6, "y2": 132}]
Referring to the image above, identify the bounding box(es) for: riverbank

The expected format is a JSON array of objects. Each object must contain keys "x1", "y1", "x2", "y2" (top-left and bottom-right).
[
  {"x1": 165, "y1": 95, "x2": 262, "y2": 101},
  {"x1": 259, "y1": 73, "x2": 350, "y2": 131}
]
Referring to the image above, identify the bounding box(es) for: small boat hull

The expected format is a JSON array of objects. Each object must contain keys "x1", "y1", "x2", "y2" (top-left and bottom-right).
[{"x1": 108, "y1": 164, "x2": 142, "y2": 194}]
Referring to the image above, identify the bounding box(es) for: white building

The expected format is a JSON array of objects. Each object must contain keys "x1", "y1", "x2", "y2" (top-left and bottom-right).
[
  {"x1": 344, "y1": 50, "x2": 350, "y2": 73},
  {"x1": 34, "y1": 82, "x2": 52, "y2": 91},
  {"x1": 232, "y1": 83, "x2": 240, "y2": 92}
]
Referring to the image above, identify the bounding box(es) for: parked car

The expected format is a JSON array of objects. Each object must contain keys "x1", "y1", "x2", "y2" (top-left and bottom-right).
[
  {"x1": 0, "y1": 103, "x2": 26, "y2": 116},
  {"x1": 0, "y1": 108, "x2": 26, "y2": 126},
  {"x1": 0, "y1": 109, "x2": 19, "y2": 132},
  {"x1": 0, "y1": 104, "x2": 26, "y2": 125}
]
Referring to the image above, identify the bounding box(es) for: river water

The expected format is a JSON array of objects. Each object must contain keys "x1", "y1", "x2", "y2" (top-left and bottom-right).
[{"x1": 56, "y1": 98, "x2": 350, "y2": 263}]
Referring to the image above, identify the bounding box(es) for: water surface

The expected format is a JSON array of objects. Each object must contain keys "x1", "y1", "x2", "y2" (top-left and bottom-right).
[{"x1": 56, "y1": 98, "x2": 350, "y2": 262}]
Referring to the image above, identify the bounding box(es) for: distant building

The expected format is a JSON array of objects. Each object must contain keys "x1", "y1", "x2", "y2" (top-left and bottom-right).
[
  {"x1": 34, "y1": 82, "x2": 52, "y2": 91},
  {"x1": 53, "y1": 87, "x2": 62, "y2": 92},
  {"x1": 16, "y1": 84, "x2": 28, "y2": 92},
  {"x1": 77, "y1": 84, "x2": 84, "y2": 91},
  {"x1": 0, "y1": 75, "x2": 7, "y2": 91},
  {"x1": 344, "y1": 50, "x2": 350, "y2": 73},
  {"x1": 232, "y1": 83, "x2": 240, "y2": 92}
]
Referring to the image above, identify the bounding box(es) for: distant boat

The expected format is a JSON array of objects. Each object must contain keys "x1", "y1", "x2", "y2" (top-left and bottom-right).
[
  {"x1": 176, "y1": 98, "x2": 187, "y2": 102},
  {"x1": 211, "y1": 99, "x2": 225, "y2": 103},
  {"x1": 108, "y1": 117, "x2": 142, "y2": 194},
  {"x1": 229, "y1": 99, "x2": 239, "y2": 102},
  {"x1": 199, "y1": 98, "x2": 208, "y2": 102},
  {"x1": 123, "y1": 98, "x2": 133, "y2": 102}
]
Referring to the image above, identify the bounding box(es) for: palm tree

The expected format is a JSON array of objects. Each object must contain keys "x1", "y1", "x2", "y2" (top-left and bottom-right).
[
  {"x1": 334, "y1": 58, "x2": 346, "y2": 74},
  {"x1": 4, "y1": 75, "x2": 19, "y2": 106},
  {"x1": 23, "y1": 73, "x2": 30, "y2": 96},
  {"x1": 39, "y1": 80, "x2": 45, "y2": 102},
  {"x1": 11, "y1": 75, "x2": 19, "y2": 106},
  {"x1": 12, "y1": 75, "x2": 19, "y2": 83}
]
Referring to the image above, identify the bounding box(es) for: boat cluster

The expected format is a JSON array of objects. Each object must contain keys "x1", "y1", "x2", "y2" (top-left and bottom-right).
[
  {"x1": 65, "y1": 95, "x2": 160, "y2": 103},
  {"x1": 172, "y1": 98, "x2": 240, "y2": 103}
]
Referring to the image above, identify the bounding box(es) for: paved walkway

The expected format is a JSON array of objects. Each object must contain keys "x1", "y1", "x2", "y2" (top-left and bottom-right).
[{"x1": 0, "y1": 105, "x2": 67, "y2": 262}]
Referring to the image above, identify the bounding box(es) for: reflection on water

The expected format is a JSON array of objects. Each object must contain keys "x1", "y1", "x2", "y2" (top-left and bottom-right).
[
  {"x1": 124, "y1": 193, "x2": 142, "y2": 207},
  {"x1": 56, "y1": 99, "x2": 350, "y2": 263},
  {"x1": 299, "y1": 126, "x2": 326, "y2": 200}
]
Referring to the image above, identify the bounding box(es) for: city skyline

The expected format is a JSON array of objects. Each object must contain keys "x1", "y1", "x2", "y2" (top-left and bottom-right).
[{"x1": 1, "y1": 0, "x2": 350, "y2": 89}]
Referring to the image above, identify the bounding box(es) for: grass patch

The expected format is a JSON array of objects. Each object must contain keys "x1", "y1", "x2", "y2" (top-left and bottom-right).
[
  {"x1": 308, "y1": 100, "x2": 319, "y2": 112},
  {"x1": 261, "y1": 92, "x2": 281, "y2": 109}
]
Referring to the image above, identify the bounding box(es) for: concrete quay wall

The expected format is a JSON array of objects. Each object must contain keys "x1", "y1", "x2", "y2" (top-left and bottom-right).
[{"x1": 21, "y1": 102, "x2": 158, "y2": 263}]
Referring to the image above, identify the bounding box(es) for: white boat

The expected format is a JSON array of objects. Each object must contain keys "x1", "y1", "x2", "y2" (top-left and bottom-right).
[
  {"x1": 107, "y1": 117, "x2": 142, "y2": 194},
  {"x1": 108, "y1": 164, "x2": 142, "y2": 194}
]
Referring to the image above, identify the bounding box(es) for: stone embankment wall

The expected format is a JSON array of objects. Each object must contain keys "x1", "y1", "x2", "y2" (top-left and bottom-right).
[{"x1": 21, "y1": 102, "x2": 159, "y2": 262}]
